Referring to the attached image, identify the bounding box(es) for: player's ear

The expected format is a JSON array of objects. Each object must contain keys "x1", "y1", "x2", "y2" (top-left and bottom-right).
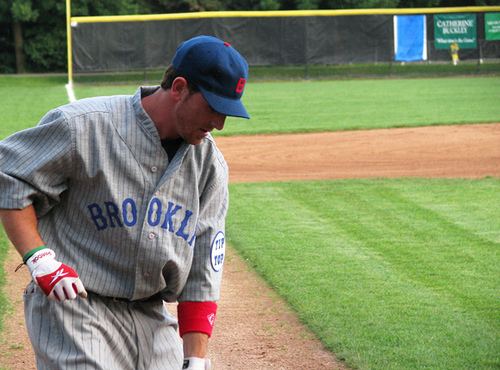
[{"x1": 171, "y1": 77, "x2": 189, "y2": 101}]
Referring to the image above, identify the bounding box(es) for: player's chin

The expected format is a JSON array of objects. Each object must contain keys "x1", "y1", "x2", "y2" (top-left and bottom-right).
[
  {"x1": 186, "y1": 131, "x2": 208, "y2": 145},
  {"x1": 185, "y1": 135, "x2": 205, "y2": 146}
]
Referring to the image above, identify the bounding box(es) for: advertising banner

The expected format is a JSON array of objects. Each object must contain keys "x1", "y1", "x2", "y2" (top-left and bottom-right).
[
  {"x1": 485, "y1": 13, "x2": 500, "y2": 41},
  {"x1": 394, "y1": 15, "x2": 427, "y2": 62},
  {"x1": 434, "y1": 14, "x2": 477, "y2": 49}
]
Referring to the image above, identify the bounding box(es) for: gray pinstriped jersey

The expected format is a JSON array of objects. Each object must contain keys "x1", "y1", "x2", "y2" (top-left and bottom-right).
[{"x1": 0, "y1": 86, "x2": 228, "y2": 303}]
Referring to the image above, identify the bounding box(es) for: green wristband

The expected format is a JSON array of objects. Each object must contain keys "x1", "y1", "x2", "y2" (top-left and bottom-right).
[{"x1": 23, "y1": 246, "x2": 47, "y2": 264}]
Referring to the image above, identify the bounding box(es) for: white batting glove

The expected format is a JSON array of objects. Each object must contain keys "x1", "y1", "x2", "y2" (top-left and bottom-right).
[
  {"x1": 182, "y1": 357, "x2": 211, "y2": 370},
  {"x1": 26, "y1": 248, "x2": 87, "y2": 302}
]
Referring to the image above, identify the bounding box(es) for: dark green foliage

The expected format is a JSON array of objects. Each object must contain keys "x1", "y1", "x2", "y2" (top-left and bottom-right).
[
  {"x1": 0, "y1": 24, "x2": 15, "y2": 73},
  {"x1": 319, "y1": 0, "x2": 399, "y2": 8},
  {"x1": 1, "y1": 0, "x2": 144, "y2": 73},
  {"x1": 23, "y1": 21, "x2": 66, "y2": 72}
]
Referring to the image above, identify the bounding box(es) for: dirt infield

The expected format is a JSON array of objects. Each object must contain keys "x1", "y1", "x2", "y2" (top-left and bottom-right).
[
  {"x1": 216, "y1": 123, "x2": 500, "y2": 183},
  {"x1": 0, "y1": 123, "x2": 499, "y2": 370}
]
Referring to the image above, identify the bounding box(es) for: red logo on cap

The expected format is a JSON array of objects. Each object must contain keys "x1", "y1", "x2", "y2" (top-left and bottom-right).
[{"x1": 235, "y1": 78, "x2": 246, "y2": 94}]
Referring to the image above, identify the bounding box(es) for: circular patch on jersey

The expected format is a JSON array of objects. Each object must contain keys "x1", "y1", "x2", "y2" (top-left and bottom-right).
[{"x1": 210, "y1": 231, "x2": 225, "y2": 272}]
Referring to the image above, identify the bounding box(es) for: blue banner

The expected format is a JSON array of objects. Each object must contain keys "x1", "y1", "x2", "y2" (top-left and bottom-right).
[{"x1": 394, "y1": 15, "x2": 427, "y2": 62}]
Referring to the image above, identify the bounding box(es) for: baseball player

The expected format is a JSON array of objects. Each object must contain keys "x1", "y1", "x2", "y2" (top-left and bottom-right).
[
  {"x1": 450, "y1": 42, "x2": 460, "y2": 65},
  {"x1": 0, "y1": 35, "x2": 249, "y2": 370}
]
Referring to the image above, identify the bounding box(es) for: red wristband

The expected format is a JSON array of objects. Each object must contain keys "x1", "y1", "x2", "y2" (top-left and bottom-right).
[{"x1": 177, "y1": 301, "x2": 218, "y2": 338}]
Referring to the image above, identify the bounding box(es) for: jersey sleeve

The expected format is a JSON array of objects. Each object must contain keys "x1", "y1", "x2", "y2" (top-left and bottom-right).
[
  {"x1": 0, "y1": 108, "x2": 74, "y2": 216},
  {"x1": 178, "y1": 167, "x2": 229, "y2": 302}
]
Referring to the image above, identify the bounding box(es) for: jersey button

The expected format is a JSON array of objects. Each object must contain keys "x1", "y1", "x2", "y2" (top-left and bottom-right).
[
  {"x1": 151, "y1": 166, "x2": 158, "y2": 173},
  {"x1": 148, "y1": 232, "x2": 156, "y2": 240}
]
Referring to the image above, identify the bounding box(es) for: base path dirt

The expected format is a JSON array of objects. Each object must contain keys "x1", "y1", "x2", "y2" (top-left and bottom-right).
[
  {"x1": 217, "y1": 123, "x2": 500, "y2": 183},
  {"x1": 1, "y1": 124, "x2": 499, "y2": 370}
]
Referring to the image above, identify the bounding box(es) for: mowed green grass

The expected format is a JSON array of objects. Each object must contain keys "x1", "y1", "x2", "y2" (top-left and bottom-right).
[
  {"x1": 2, "y1": 75, "x2": 499, "y2": 138},
  {"x1": 227, "y1": 179, "x2": 500, "y2": 370},
  {"x1": 72, "y1": 76, "x2": 500, "y2": 135},
  {"x1": 0, "y1": 76, "x2": 69, "y2": 139}
]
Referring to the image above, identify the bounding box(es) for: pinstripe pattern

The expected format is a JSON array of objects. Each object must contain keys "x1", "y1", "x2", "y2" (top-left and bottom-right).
[
  {"x1": 0, "y1": 86, "x2": 228, "y2": 368},
  {"x1": 24, "y1": 282, "x2": 183, "y2": 369}
]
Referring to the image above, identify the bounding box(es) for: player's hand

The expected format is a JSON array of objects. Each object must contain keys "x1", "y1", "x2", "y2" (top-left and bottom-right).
[
  {"x1": 182, "y1": 357, "x2": 211, "y2": 370},
  {"x1": 26, "y1": 248, "x2": 87, "y2": 301}
]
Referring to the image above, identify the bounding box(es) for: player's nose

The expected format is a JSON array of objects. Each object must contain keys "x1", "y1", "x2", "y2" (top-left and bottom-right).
[{"x1": 211, "y1": 114, "x2": 226, "y2": 131}]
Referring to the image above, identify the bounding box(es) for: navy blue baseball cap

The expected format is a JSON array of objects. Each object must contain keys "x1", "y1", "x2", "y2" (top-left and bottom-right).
[{"x1": 172, "y1": 35, "x2": 250, "y2": 119}]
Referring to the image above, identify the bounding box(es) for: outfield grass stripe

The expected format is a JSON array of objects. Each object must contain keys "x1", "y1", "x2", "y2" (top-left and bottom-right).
[
  {"x1": 276, "y1": 180, "x2": 498, "y2": 327},
  {"x1": 221, "y1": 77, "x2": 500, "y2": 135},
  {"x1": 2, "y1": 75, "x2": 500, "y2": 139},
  {"x1": 230, "y1": 190, "x2": 492, "y2": 369},
  {"x1": 70, "y1": 76, "x2": 500, "y2": 136},
  {"x1": 297, "y1": 180, "x2": 498, "y2": 323},
  {"x1": 329, "y1": 183, "x2": 500, "y2": 320},
  {"x1": 386, "y1": 179, "x2": 500, "y2": 245},
  {"x1": 227, "y1": 179, "x2": 499, "y2": 370}
]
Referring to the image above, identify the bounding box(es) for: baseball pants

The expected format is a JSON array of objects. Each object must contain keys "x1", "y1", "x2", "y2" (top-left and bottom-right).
[{"x1": 24, "y1": 282, "x2": 183, "y2": 370}]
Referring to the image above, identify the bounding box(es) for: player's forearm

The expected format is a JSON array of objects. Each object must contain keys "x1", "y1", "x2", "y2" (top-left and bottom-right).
[
  {"x1": 0, "y1": 205, "x2": 45, "y2": 257},
  {"x1": 182, "y1": 332, "x2": 209, "y2": 357}
]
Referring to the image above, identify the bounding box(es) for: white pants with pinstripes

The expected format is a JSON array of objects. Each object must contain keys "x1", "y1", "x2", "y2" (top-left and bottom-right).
[{"x1": 24, "y1": 282, "x2": 183, "y2": 370}]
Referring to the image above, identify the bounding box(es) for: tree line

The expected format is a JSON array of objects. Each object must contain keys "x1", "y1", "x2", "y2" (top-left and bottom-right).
[{"x1": 1, "y1": 0, "x2": 498, "y2": 73}]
